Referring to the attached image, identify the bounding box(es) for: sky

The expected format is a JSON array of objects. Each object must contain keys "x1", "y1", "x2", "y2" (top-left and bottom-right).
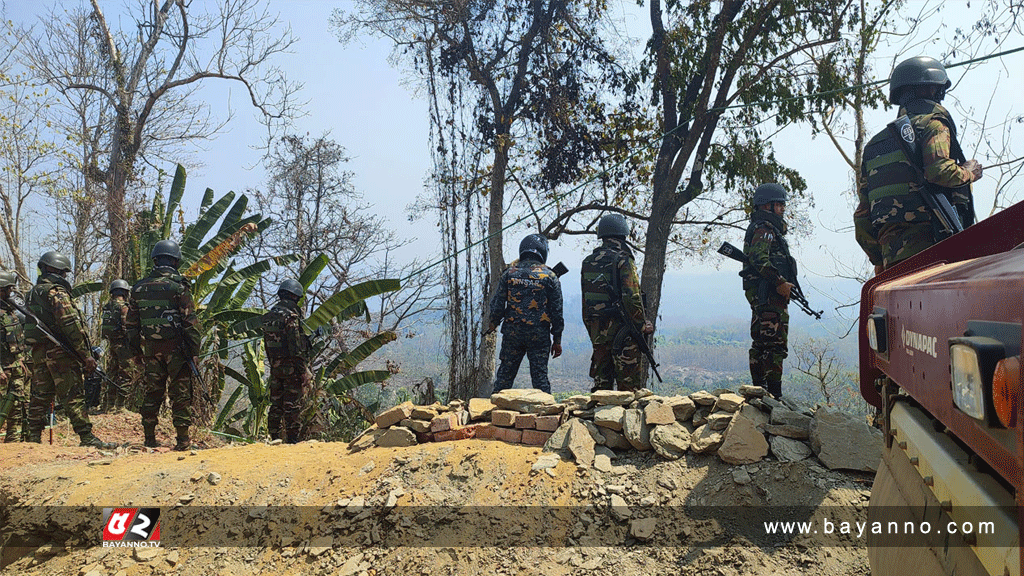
[{"x1": 6, "y1": 0, "x2": 1024, "y2": 337}]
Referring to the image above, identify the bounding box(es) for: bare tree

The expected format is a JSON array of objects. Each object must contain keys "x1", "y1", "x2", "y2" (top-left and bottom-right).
[{"x1": 792, "y1": 337, "x2": 868, "y2": 415}]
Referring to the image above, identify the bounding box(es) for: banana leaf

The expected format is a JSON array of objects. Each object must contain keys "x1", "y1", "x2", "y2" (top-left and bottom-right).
[
  {"x1": 307, "y1": 279, "x2": 400, "y2": 330},
  {"x1": 327, "y1": 370, "x2": 393, "y2": 395},
  {"x1": 322, "y1": 332, "x2": 397, "y2": 379}
]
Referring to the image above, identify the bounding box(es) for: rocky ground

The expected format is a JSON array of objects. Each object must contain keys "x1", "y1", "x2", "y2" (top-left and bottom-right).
[{"x1": 0, "y1": 410, "x2": 874, "y2": 576}]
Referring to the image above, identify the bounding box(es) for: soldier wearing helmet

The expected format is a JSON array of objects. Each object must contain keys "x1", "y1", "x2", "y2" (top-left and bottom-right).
[
  {"x1": 855, "y1": 56, "x2": 983, "y2": 271},
  {"x1": 98, "y1": 279, "x2": 135, "y2": 412},
  {"x1": 486, "y1": 233, "x2": 564, "y2": 394},
  {"x1": 126, "y1": 239, "x2": 202, "y2": 451},
  {"x1": 743, "y1": 184, "x2": 797, "y2": 399},
  {"x1": 261, "y1": 279, "x2": 312, "y2": 443},
  {"x1": 0, "y1": 271, "x2": 28, "y2": 441},
  {"x1": 580, "y1": 214, "x2": 653, "y2": 392},
  {"x1": 23, "y1": 252, "x2": 115, "y2": 448}
]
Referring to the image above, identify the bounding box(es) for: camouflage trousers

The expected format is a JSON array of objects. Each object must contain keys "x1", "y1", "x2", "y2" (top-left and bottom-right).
[
  {"x1": 585, "y1": 318, "x2": 642, "y2": 392},
  {"x1": 746, "y1": 286, "x2": 789, "y2": 399},
  {"x1": 878, "y1": 223, "x2": 935, "y2": 269},
  {"x1": 139, "y1": 346, "x2": 193, "y2": 430},
  {"x1": 2, "y1": 361, "x2": 28, "y2": 442},
  {"x1": 268, "y1": 358, "x2": 310, "y2": 443},
  {"x1": 102, "y1": 342, "x2": 135, "y2": 412},
  {"x1": 493, "y1": 330, "x2": 552, "y2": 394},
  {"x1": 27, "y1": 344, "x2": 93, "y2": 437}
]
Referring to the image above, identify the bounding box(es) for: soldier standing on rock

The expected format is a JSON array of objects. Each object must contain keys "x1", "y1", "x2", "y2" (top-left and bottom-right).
[
  {"x1": 581, "y1": 214, "x2": 653, "y2": 392},
  {"x1": 100, "y1": 279, "x2": 134, "y2": 412},
  {"x1": 0, "y1": 271, "x2": 28, "y2": 441},
  {"x1": 486, "y1": 234, "x2": 564, "y2": 395},
  {"x1": 262, "y1": 279, "x2": 312, "y2": 444},
  {"x1": 127, "y1": 240, "x2": 202, "y2": 451}
]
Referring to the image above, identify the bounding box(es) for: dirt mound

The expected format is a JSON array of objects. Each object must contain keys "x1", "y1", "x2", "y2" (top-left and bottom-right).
[{"x1": 0, "y1": 415, "x2": 872, "y2": 576}]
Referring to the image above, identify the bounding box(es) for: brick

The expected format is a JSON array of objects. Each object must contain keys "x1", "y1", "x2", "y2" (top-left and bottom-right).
[
  {"x1": 474, "y1": 423, "x2": 497, "y2": 439},
  {"x1": 433, "y1": 425, "x2": 478, "y2": 442},
  {"x1": 491, "y1": 409, "x2": 518, "y2": 427},
  {"x1": 534, "y1": 415, "x2": 561, "y2": 432},
  {"x1": 414, "y1": 431, "x2": 434, "y2": 444},
  {"x1": 375, "y1": 402, "x2": 414, "y2": 428},
  {"x1": 492, "y1": 426, "x2": 523, "y2": 444},
  {"x1": 430, "y1": 412, "x2": 460, "y2": 432},
  {"x1": 521, "y1": 429, "x2": 553, "y2": 446},
  {"x1": 514, "y1": 413, "x2": 537, "y2": 429}
]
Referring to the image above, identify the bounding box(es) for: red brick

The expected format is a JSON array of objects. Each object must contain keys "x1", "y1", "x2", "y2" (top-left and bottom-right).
[
  {"x1": 430, "y1": 412, "x2": 459, "y2": 432},
  {"x1": 492, "y1": 426, "x2": 523, "y2": 444},
  {"x1": 433, "y1": 425, "x2": 478, "y2": 442},
  {"x1": 521, "y1": 429, "x2": 553, "y2": 446},
  {"x1": 534, "y1": 415, "x2": 561, "y2": 432},
  {"x1": 414, "y1": 431, "x2": 434, "y2": 444},
  {"x1": 514, "y1": 413, "x2": 537, "y2": 429},
  {"x1": 491, "y1": 410, "x2": 518, "y2": 427},
  {"x1": 474, "y1": 423, "x2": 497, "y2": 439}
]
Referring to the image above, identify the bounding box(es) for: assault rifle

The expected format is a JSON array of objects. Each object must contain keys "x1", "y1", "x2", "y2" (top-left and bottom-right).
[
  {"x1": 607, "y1": 265, "x2": 663, "y2": 384},
  {"x1": 717, "y1": 242, "x2": 823, "y2": 320}
]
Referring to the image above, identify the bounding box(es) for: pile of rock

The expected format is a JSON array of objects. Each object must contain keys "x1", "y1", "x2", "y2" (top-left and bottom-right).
[{"x1": 351, "y1": 386, "x2": 882, "y2": 472}]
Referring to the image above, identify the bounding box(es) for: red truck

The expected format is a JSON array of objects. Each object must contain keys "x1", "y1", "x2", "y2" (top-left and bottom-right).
[{"x1": 860, "y1": 201, "x2": 1023, "y2": 575}]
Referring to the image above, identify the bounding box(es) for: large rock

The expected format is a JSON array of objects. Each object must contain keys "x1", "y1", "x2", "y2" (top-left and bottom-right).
[
  {"x1": 691, "y1": 407, "x2": 710, "y2": 427},
  {"x1": 375, "y1": 427, "x2": 417, "y2": 448},
  {"x1": 399, "y1": 418, "x2": 431, "y2": 434},
  {"x1": 706, "y1": 412, "x2": 733, "y2": 431},
  {"x1": 567, "y1": 419, "x2": 597, "y2": 466},
  {"x1": 770, "y1": 436, "x2": 813, "y2": 462},
  {"x1": 713, "y1": 393, "x2": 744, "y2": 413},
  {"x1": 468, "y1": 398, "x2": 496, "y2": 421},
  {"x1": 689, "y1": 390, "x2": 717, "y2": 406},
  {"x1": 766, "y1": 423, "x2": 809, "y2": 440},
  {"x1": 375, "y1": 401, "x2": 414, "y2": 428},
  {"x1": 738, "y1": 385, "x2": 766, "y2": 398},
  {"x1": 591, "y1": 390, "x2": 635, "y2": 406},
  {"x1": 622, "y1": 408, "x2": 652, "y2": 451},
  {"x1": 491, "y1": 389, "x2": 556, "y2": 413},
  {"x1": 544, "y1": 417, "x2": 605, "y2": 453},
  {"x1": 563, "y1": 395, "x2": 594, "y2": 411},
  {"x1": 650, "y1": 422, "x2": 691, "y2": 460},
  {"x1": 690, "y1": 424, "x2": 724, "y2": 454},
  {"x1": 739, "y1": 404, "x2": 769, "y2": 432},
  {"x1": 347, "y1": 427, "x2": 385, "y2": 453},
  {"x1": 717, "y1": 413, "x2": 769, "y2": 464},
  {"x1": 593, "y1": 405, "x2": 626, "y2": 431},
  {"x1": 600, "y1": 428, "x2": 634, "y2": 451},
  {"x1": 769, "y1": 408, "x2": 812, "y2": 430},
  {"x1": 644, "y1": 402, "x2": 676, "y2": 425},
  {"x1": 810, "y1": 407, "x2": 883, "y2": 471},
  {"x1": 664, "y1": 396, "x2": 696, "y2": 422}
]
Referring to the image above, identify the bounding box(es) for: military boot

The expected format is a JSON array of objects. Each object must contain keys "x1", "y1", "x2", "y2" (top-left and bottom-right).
[
  {"x1": 765, "y1": 379, "x2": 783, "y2": 400},
  {"x1": 79, "y1": 433, "x2": 117, "y2": 450},
  {"x1": 143, "y1": 425, "x2": 158, "y2": 448},
  {"x1": 173, "y1": 426, "x2": 191, "y2": 452},
  {"x1": 26, "y1": 429, "x2": 42, "y2": 444}
]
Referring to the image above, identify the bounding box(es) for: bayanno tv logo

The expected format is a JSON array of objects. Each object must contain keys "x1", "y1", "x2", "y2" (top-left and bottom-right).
[{"x1": 101, "y1": 508, "x2": 161, "y2": 548}]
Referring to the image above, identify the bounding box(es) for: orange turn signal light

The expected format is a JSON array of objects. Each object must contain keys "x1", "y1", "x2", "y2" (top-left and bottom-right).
[{"x1": 992, "y1": 355, "x2": 1020, "y2": 428}]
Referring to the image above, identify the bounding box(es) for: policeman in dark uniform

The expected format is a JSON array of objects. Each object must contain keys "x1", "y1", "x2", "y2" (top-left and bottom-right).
[
  {"x1": 100, "y1": 279, "x2": 133, "y2": 412},
  {"x1": 262, "y1": 279, "x2": 312, "y2": 443},
  {"x1": 126, "y1": 240, "x2": 202, "y2": 451},
  {"x1": 742, "y1": 184, "x2": 796, "y2": 399},
  {"x1": 486, "y1": 234, "x2": 564, "y2": 394}
]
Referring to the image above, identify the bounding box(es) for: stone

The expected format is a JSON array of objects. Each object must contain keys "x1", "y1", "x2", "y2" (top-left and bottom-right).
[
  {"x1": 530, "y1": 403, "x2": 566, "y2": 416},
  {"x1": 491, "y1": 389, "x2": 556, "y2": 412},
  {"x1": 514, "y1": 413, "x2": 537, "y2": 429},
  {"x1": 430, "y1": 412, "x2": 459, "y2": 432},
  {"x1": 593, "y1": 405, "x2": 625, "y2": 431},
  {"x1": 347, "y1": 427, "x2": 385, "y2": 453},
  {"x1": 467, "y1": 398, "x2": 496, "y2": 421},
  {"x1": 731, "y1": 468, "x2": 751, "y2": 485},
  {"x1": 691, "y1": 406, "x2": 710, "y2": 427},
  {"x1": 375, "y1": 427, "x2": 417, "y2": 447},
  {"x1": 532, "y1": 453, "x2": 561, "y2": 472},
  {"x1": 689, "y1": 390, "x2": 717, "y2": 406},
  {"x1": 535, "y1": 415, "x2": 561, "y2": 431},
  {"x1": 649, "y1": 422, "x2": 691, "y2": 460},
  {"x1": 633, "y1": 388, "x2": 653, "y2": 401},
  {"x1": 580, "y1": 419, "x2": 607, "y2": 445},
  {"x1": 308, "y1": 536, "x2": 333, "y2": 557},
  {"x1": 739, "y1": 385, "x2": 767, "y2": 398},
  {"x1": 414, "y1": 431, "x2": 433, "y2": 443},
  {"x1": 133, "y1": 548, "x2": 161, "y2": 562},
  {"x1": 594, "y1": 452, "x2": 614, "y2": 472},
  {"x1": 644, "y1": 402, "x2": 676, "y2": 425},
  {"x1": 563, "y1": 395, "x2": 594, "y2": 411},
  {"x1": 810, "y1": 407, "x2": 883, "y2": 471},
  {"x1": 591, "y1": 390, "x2": 635, "y2": 406},
  {"x1": 622, "y1": 408, "x2": 652, "y2": 451},
  {"x1": 544, "y1": 417, "x2": 604, "y2": 452},
  {"x1": 410, "y1": 407, "x2": 439, "y2": 421},
  {"x1": 782, "y1": 396, "x2": 813, "y2": 416},
  {"x1": 766, "y1": 423, "x2": 809, "y2": 440},
  {"x1": 165, "y1": 550, "x2": 179, "y2": 566},
  {"x1": 706, "y1": 412, "x2": 733, "y2": 431},
  {"x1": 770, "y1": 408, "x2": 812, "y2": 430},
  {"x1": 690, "y1": 424, "x2": 724, "y2": 454},
  {"x1": 713, "y1": 393, "x2": 744, "y2": 413},
  {"x1": 630, "y1": 518, "x2": 657, "y2": 540},
  {"x1": 739, "y1": 404, "x2": 769, "y2": 432},
  {"x1": 400, "y1": 418, "x2": 432, "y2": 434},
  {"x1": 770, "y1": 435, "x2": 813, "y2": 462},
  {"x1": 600, "y1": 428, "x2": 633, "y2": 451},
  {"x1": 567, "y1": 419, "x2": 597, "y2": 466},
  {"x1": 665, "y1": 396, "x2": 696, "y2": 422},
  {"x1": 609, "y1": 494, "x2": 631, "y2": 522},
  {"x1": 762, "y1": 396, "x2": 785, "y2": 411},
  {"x1": 718, "y1": 413, "x2": 769, "y2": 465},
  {"x1": 337, "y1": 553, "x2": 365, "y2": 576},
  {"x1": 206, "y1": 472, "x2": 221, "y2": 485},
  {"x1": 474, "y1": 423, "x2": 496, "y2": 439},
  {"x1": 434, "y1": 426, "x2": 478, "y2": 442},
  {"x1": 522, "y1": 429, "x2": 553, "y2": 446},
  {"x1": 375, "y1": 401, "x2": 414, "y2": 428},
  {"x1": 493, "y1": 426, "x2": 523, "y2": 444},
  {"x1": 491, "y1": 410, "x2": 518, "y2": 427}
]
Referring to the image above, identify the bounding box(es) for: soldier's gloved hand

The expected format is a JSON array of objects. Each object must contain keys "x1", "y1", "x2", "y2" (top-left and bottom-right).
[
  {"x1": 550, "y1": 342, "x2": 562, "y2": 358},
  {"x1": 642, "y1": 321, "x2": 654, "y2": 335},
  {"x1": 776, "y1": 282, "x2": 794, "y2": 300},
  {"x1": 963, "y1": 159, "x2": 983, "y2": 181},
  {"x1": 84, "y1": 356, "x2": 98, "y2": 374}
]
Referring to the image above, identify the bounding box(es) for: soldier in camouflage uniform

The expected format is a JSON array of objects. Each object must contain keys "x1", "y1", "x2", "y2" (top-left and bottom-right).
[
  {"x1": 581, "y1": 214, "x2": 653, "y2": 392},
  {"x1": 487, "y1": 234, "x2": 564, "y2": 394},
  {"x1": 742, "y1": 184, "x2": 796, "y2": 400},
  {"x1": 0, "y1": 271, "x2": 28, "y2": 441},
  {"x1": 127, "y1": 240, "x2": 202, "y2": 451},
  {"x1": 24, "y1": 252, "x2": 115, "y2": 448},
  {"x1": 262, "y1": 279, "x2": 312, "y2": 443},
  {"x1": 100, "y1": 279, "x2": 134, "y2": 412},
  {"x1": 855, "y1": 56, "x2": 983, "y2": 272}
]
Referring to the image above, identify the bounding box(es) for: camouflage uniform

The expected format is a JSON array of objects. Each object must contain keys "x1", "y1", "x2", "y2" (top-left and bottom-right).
[
  {"x1": 262, "y1": 299, "x2": 311, "y2": 443},
  {"x1": 24, "y1": 273, "x2": 97, "y2": 440},
  {"x1": 742, "y1": 210, "x2": 794, "y2": 399},
  {"x1": 855, "y1": 99, "x2": 975, "y2": 269},
  {"x1": 100, "y1": 295, "x2": 134, "y2": 411},
  {"x1": 489, "y1": 258, "x2": 564, "y2": 394},
  {"x1": 126, "y1": 267, "x2": 202, "y2": 434},
  {"x1": 0, "y1": 302, "x2": 28, "y2": 441},
  {"x1": 581, "y1": 238, "x2": 647, "y2": 392}
]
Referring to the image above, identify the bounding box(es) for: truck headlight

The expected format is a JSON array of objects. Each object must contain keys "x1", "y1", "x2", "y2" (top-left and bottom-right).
[
  {"x1": 868, "y1": 310, "x2": 887, "y2": 354},
  {"x1": 949, "y1": 336, "x2": 1005, "y2": 423}
]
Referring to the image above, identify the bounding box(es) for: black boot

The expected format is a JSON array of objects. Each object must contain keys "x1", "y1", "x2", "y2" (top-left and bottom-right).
[
  {"x1": 173, "y1": 426, "x2": 191, "y2": 452},
  {"x1": 79, "y1": 433, "x2": 117, "y2": 450},
  {"x1": 143, "y1": 425, "x2": 158, "y2": 448},
  {"x1": 26, "y1": 429, "x2": 42, "y2": 444},
  {"x1": 765, "y1": 379, "x2": 783, "y2": 400}
]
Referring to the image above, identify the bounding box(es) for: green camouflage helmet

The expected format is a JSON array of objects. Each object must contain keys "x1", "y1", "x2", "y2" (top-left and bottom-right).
[
  {"x1": 109, "y1": 279, "x2": 130, "y2": 294},
  {"x1": 38, "y1": 251, "x2": 72, "y2": 273},
  {"x1": 597, "y1": 214, "x2": 630, "y2": 239},
  {"x1": 889, "y1": 56, "x2": 950, "y2": 104},
  {"x1": 752, "y1": 183, "x2": 788, "y2": 206},
  {"x1": 0, "y1": 270, "x2": 16, "y2": 288},
  {"x1": 277, "y1": 279, "x2": 304, "y2": 300}
]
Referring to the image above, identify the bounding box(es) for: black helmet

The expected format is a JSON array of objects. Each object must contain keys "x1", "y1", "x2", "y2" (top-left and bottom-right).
[
  {"x1": 0, "y1": 271, "x2": 16, "y2": 289},
  {"x1": 151, "y1": 239, "x2": 182, "y2": 268},
  {"x1": 278, "y1": 279, "x2": 304, "y2": 300},
  {"x1": 889, "y1": 56, "x2": 950, "y2": 104},
  {"x1": 597, "y1": 213, "x2": 630, "y2": 239},
  {"x1": 518, "y1": 234, "x2": 548, "y2": 263},
  {"x1": 38, "y1": 251, "x2": 72, "y2": 273},
  {"x1": 752, "y1": 183, "x2": 788, "y2": 206},
  {"x1": 109, "y1": 279, "x2": 130, "y2": 294}
]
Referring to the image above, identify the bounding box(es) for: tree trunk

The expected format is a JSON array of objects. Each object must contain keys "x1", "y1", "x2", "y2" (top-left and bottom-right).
[{"x1": 475, "y1": 132, "x2": 510, "y2": 397}]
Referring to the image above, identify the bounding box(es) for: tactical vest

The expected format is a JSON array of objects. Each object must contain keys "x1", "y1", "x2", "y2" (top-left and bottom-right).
[
  {"x1": 262, "y1": 301, "x2": 307, "y2": 360},
  {"x1": 100, "y1": 298, "x2": 127, "y2": 340},
  {"x1": 581, "y1": 245, "x2": 628, "y2": 320},
  {"x1": 0, "y1": 307, "x2": 25, "y2": 364},
  {"x1": 24, "y1": 275, "x2": 68, "y2": 346},
  {"x1": 741, "y1": 215, "x2": 794, "y2": 289},
  {"x1": 132, "y1": 270, "x2": 188, "y2": 341}
]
